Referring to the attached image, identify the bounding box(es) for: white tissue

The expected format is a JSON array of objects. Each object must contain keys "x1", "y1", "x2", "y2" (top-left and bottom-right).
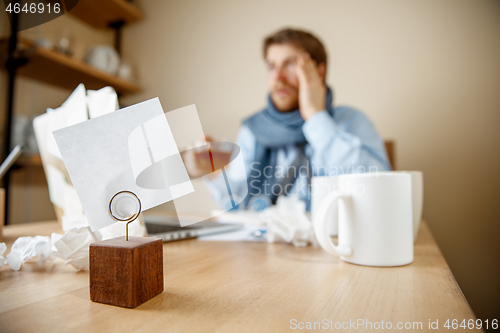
[
  {"x1": 2, "y1": 221, "x2": 145, "y2": 272},
  {"x1": 87, "y1": 86, "x2": 119, "y2": 119},
  {"x1": 52, "y1": 226, "x2": 102, "y2": 271},
  {"x1": 5, "y1": 236, "x2": 53, "y2": 271},
  {"x1": 261, "y1": 196, "x2": 317, "y2": 247},
  {"x1": 0, "y1": 243, "x2": 6, "y2": 268}
]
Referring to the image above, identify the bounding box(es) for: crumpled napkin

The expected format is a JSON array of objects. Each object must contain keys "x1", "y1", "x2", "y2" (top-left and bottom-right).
[
  {"x1": 52, "y1": 226, "x2": 102, "y2": 271},
  {"x1": 1, "y1": 216, "x2": 148, "y2": 271},
  {"x1": 0, "y1": 243, "x2": 7, "y2": 268},
  {"x1": 5, "y1": 236, "x2": 53, "y2": 271},
  {"x1": 2, "y1": 219, "x2": 146, "y2": 271},
  {"x1": 260, "y1": 196, "x2": 318, "y2": 247}
]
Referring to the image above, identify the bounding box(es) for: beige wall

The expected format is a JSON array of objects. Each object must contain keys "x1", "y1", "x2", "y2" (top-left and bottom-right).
[{"x1": 121, "y1": 0, "x2": 500, "y2": 320}]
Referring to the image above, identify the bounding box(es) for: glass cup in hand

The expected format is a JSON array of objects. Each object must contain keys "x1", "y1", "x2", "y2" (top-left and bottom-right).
[{"x1": 182, "y1": 136, "x2": 232, "y2": 180}]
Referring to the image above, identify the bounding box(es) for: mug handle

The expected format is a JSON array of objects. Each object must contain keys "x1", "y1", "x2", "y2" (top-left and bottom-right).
[{"x1": 314, "y1": 191, "x2": 352, "y2": 257}]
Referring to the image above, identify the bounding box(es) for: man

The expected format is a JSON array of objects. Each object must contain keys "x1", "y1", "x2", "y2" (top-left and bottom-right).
[{"x1": 200, "y1": 28, "x2": 391, "y2": 210}]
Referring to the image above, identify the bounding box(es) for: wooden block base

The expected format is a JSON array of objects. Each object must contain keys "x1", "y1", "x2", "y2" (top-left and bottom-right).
[{"x1": 89, "y1": 236, "x2": 163, "y2": 308}]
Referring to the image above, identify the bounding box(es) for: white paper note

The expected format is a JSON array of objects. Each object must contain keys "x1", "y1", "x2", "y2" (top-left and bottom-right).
[
  {"x1": 165, "y1": 104, "x2": 206, "y2": 149},
  {"x1": 53, "y1": 98, "x2": 194, "y2": 231}
]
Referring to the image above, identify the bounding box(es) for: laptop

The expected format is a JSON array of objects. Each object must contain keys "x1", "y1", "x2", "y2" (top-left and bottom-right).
[{"x1": 144, "y1": 215, "x2": 242, "y2": 242}]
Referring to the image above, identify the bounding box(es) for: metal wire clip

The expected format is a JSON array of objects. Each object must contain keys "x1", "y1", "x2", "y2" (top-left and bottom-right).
[{"x1": 109, "y1": 191, "x2": 142, "y2": 241}]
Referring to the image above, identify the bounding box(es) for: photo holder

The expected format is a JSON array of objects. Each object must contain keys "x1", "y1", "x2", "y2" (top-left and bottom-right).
[
  {"x1": 108, "y1": 190, "x2": 141, "y2": 241},
  {"x1": 90, "y1": 190, "x2": 163, "y2": 308}
]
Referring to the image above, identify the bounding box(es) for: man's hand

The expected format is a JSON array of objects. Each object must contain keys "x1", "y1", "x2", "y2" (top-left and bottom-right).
[
  {"x1": 182, "y1": 135, "x2": 212, "y2": 178},
  {"x1": 296, "y1": 53, "x2": 326, "y2": 121},
  {"x1": 182, "y1": 135, "x2": 223, "y2": 180}
]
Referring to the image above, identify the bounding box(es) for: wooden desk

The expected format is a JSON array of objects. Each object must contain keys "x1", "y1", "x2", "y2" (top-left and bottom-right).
[{"x1": 0, "y1": 221, "x2": 477, "y2": 332}]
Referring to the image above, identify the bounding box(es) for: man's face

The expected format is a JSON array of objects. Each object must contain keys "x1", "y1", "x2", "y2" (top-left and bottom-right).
[{"x1": 266, "y1": 43, "x2": 303, "y2": 112}]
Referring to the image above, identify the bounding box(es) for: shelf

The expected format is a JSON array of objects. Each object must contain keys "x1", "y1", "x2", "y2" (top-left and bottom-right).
[
  {"x1": 0, "y1": 38, "x2": 140, "y2": 95},
  {"x1": 68, "y1": 0, "x2": 143, "y2": 29}
]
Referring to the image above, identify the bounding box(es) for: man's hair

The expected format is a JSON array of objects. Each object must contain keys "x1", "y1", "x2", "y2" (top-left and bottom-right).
[{"x1": 263, "y1": 28, "x2": 327, "y2": 65}]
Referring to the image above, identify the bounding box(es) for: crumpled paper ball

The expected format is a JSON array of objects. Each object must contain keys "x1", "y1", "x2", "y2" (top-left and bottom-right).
[
  {"x1": 261, "y1": 196, "x2": 318, "y2": 247},
  {"x1": 2, "y1": 219, "x2": 146, "y2": 272},
  {"x1": 1, "y1": 211, "x2": 148, "y2": 272},
  {"x1": 51, "y1": 226, "x2": 102, "y2": 271},
  {"x1": 5, "y1": 236, "x2": 53, "y2": 271}
]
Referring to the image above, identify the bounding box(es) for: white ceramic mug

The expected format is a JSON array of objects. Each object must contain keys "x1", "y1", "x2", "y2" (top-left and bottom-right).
[
  {"x1": 396, "y1": 171, "x2": 424, "y2": 242},
  {"x1": 311, "y1": 177, "x2": 340, "y2": 236},
  {"x1": 313, "y1": 171, "x2": 424, "y2": 242},
  {"x1": 313, "y1": 173, "x2": 414, "y2": 267}
]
